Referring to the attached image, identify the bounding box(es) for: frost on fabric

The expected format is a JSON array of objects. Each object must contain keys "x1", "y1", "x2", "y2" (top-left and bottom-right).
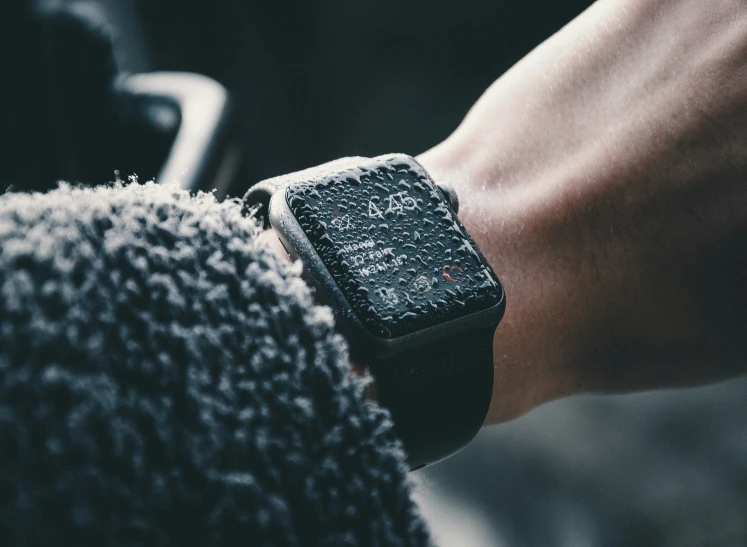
[{"x1": 0, "y1": 182, "x2": 431, "y2": 546}]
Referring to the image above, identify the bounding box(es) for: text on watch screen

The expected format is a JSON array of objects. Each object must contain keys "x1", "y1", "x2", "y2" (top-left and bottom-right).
[{"x1": 286, "y1": 162, "x2": 502, "y2": 339}]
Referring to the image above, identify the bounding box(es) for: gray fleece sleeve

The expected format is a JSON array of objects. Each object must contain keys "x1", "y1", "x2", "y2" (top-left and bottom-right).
[{"x1": 0, "y1": 182, "x2": 431, "y2": 546}]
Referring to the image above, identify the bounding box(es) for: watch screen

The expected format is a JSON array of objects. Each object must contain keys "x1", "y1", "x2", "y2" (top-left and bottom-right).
[{"x1": 286, "y1": 159, "x2": 503, "y2": 339}]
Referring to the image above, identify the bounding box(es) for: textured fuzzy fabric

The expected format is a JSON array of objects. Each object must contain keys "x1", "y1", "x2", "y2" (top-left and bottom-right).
[{"x1": 0, "y1": 182, "x2": 431, "y2": 546}]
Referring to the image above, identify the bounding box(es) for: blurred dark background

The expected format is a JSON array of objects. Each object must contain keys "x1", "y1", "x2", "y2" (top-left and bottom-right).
[
  {"x1": 4, "y1": 1, "x2": 747, "y2": 545},
  {"x1": 1, "y1": 0, "x2": 593, "y2": 194},
  {"x1": 129, "y1": 0, "x2": 591, "y2": 183}
]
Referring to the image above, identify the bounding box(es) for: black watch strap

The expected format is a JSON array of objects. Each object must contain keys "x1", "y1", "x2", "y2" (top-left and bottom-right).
[{"x1": 368, "y1": 326, "x2": 495, "y2": 470}]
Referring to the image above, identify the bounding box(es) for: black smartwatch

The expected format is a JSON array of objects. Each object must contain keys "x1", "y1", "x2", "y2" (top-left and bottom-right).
[{"x1": 243, "y1": 154, "x2": 505, "y2": 470}]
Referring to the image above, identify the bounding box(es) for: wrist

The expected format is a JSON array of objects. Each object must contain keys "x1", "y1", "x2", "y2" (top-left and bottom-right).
[{"x1": 418, "y1": 148, "x2": 595, "y2": 423}]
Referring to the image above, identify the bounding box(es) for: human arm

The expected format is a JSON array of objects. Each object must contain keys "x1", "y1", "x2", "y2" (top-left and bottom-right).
[{"x1": 419, "y1": 0, "x2": 747, "y2": 423}]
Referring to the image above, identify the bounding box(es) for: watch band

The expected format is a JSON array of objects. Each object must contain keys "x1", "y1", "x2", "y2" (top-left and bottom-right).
[{"x1": 368, "y1": 326, "x2": 495, "y2": 470}]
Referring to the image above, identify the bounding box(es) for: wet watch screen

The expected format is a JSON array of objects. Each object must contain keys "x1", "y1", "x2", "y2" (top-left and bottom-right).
[{"x1": 286, "y1": 160, "x2": 503, "y2": 339}]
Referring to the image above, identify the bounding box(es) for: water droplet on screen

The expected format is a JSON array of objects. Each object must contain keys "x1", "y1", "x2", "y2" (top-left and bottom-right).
[{"x1": 283, "y1": 158, "x2": 503, "y2": 338}]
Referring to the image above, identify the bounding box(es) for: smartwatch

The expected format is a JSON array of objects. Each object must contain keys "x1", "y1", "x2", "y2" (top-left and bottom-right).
[{"x1": 243, "y1": 154, "x2": 505, "y2": 470}]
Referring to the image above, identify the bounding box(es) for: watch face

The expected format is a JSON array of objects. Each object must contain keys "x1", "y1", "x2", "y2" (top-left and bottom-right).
[{"x1": 286, "y1": 158, "x2": 503, "y2": 339}]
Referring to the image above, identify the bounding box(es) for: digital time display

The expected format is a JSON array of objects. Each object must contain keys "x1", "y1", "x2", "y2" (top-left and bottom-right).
[{"x1": 286, "y1": 158, "x2": 503, "y2": 339}]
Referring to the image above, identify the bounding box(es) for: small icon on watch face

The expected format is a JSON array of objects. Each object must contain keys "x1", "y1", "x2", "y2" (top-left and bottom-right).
[
  {"x1": 442, "y1": 265, "x2": 463, "y2": 283},
  {"x1": 330, "y1": 214, "x2": 353, "y2": 232},
  {"x1": 375, "y1": 287, "x2": 400, "y2": 306},
  {"x1": 413, "y1": 275, "x2": 432, "y2": 292}
]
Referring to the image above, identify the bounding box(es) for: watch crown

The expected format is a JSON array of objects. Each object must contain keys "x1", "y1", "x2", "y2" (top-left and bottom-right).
[{"x1": 437, "y1": 183, "x2": 460, "y2": 215}]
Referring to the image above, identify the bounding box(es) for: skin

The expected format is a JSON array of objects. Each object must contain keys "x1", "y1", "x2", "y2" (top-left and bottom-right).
[
  {"x1": 262, "y1": 0, "x2": 747, "y2": 425},
  {"x1": 419, "y1": 0, "x2": 747, "y2": 423}
]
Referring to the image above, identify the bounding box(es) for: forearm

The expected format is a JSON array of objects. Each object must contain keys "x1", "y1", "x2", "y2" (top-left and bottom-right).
[{"x1": 420, "y1": 0, "x2": 747, "y2": 422}]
